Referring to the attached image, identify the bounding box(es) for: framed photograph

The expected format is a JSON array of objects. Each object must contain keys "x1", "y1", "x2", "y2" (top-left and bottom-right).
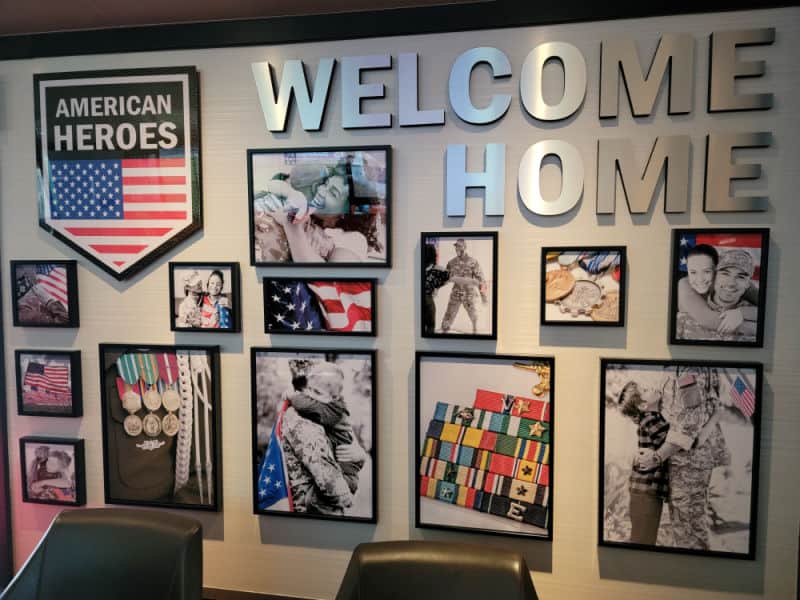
[
  {"x1": 98, "y1": 344, "x2": 221, "y2": 511},
  {"x1": 669, "y1": 228, "x2": 769, "y2": 347},
  {"x1": 251, "y1": 348, "x2": 376, "y2": 523},
  {"x1": 263, "y1": 277, "x2": 377, "y2": 336},
  {"x1": 599, "y1": 359, "x2": 762, "y2": 559},
  {"x1": 540, "y1": 246, "x2": 626, "y2": 326},
  {"x1": 421, "y1": 232, "x2": 498, "y2": 339},
  {"x1": 416, "y1": 352, "x2": 554, "y2": 540},
  {"x1": 169, "y1": 262, "x2": 241, "y2": 332},
  {"x1": 248, "y1": 146, "x2": 391, "y2": 267},
  {"x1": 15, "y1": 350, "x2": 82, "y2": 417},
  {"x1": 19, "y1": 436, "x2": 85, "y2": 506},
  {"x1": 10, "y1": 260, "x2": 79, "y2": 327}
]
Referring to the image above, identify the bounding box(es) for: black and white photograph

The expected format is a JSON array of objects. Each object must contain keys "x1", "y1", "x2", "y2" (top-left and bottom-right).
[
  {"x1": 540, "y1": 247, "x2": 625, "y2": 326},
  {"x1": 248, "y1": 147, "x2": 390, "y2": 267},
  {"x1": 251, "y1": 349, "x2": 376, "y2": 523},
  {"x1": 20, "y1": 437, "x2": 85, "y2": 506},
  {"x1": 669, "y1": 229, "x2": 769, "y2": 347},
  {"x1": 15, "y1": 350, "x2": 82, "y2": 417},
  {"x1": 416, "y1": 352, "x2": 553, "y2": 539},
  {"x1": 10, "y1": 260, "x2": 79, "y2": 327},
  {"x1": 263, "y1": 278, "x2": 376, "y2": 336},
  {"x1": 421, "y1": 232, "x2": 497, "y2": 339},
  {"x1": 169, "y1": 262, "x2": 241, "y2": 332},
  {"x1": 599, "y1": 359, "x2": 762, "y2": 559},
  {"x1": 98, "y1": 344, "x2": 221, "y2": 510}
]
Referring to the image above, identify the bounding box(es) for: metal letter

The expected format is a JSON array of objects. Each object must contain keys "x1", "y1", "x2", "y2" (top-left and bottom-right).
[
  {"x1": 600, "y1": 34, "x2": 694, "y2": 117},
  {"x1": 518, "y1": 140, "x2": 584, "y2": 216},
  {"x1": 341, "y1": 54, "x2": 392, "y2": 129},
  {"x1": 704, "y1": 132, "x2": 772, "y2": 212},
  {"x1": 448, "y1": 47, "x2": 512, "y2": 125},
  {"x1": 446, "y1": 144, "x2": 506, "y2": 216},
  {"x1": 708, "y1": 28, "x2": 775, "y2": 112},
  {"x1": 398, "y1": 53, "x2": 445, "y2": 127},
  {"x1": 597, "y1": 136, "x2": 691, "y2": 214},
  {"x1": 252, "y1": 59, "x2": 335, "y2": 132},
  {"x1": 520, "y1": 42, "x2": 587, "y2": 121}
]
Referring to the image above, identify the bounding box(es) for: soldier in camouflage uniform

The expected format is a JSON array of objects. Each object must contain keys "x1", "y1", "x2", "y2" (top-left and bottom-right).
[{"x1": 441, "y1": 239, "x2": 487, "y2": 334}]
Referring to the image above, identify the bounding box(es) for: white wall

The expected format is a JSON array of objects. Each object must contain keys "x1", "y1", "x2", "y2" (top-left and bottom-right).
[{"x1": 2, "y1": 7, "x2": 799, "y2": 599}]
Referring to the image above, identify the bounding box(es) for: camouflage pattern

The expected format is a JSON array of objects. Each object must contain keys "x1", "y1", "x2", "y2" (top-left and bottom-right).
[
  {"x1": 441, "y1": 253, "x2": 486, "y2": 332},
  {"x1": 667, "y1": 459, "x2": 713, "y2": 549}
]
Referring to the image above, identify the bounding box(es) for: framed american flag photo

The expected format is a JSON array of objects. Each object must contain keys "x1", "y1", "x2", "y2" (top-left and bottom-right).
[
  {"x1": 15, "y1": 349, "x2": 82, "y2": 417},
  {"x1": 10, "y1": 260, "x2": 79, "y2": 327}
]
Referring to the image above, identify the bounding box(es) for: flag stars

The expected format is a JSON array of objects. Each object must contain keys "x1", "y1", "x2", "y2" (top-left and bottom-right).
[
  {"x1": 272, "y1": 295, "x2": 281, "y2": 303},
  {"x1": 267, "y1": 464, "x2": 276, "y2": 472},
  {"x1": 283, "y1": 287, "x2": 292, "y2": 295},
  {"x1": 290, "y1": 321, "x2": 300, "y2": 330}
]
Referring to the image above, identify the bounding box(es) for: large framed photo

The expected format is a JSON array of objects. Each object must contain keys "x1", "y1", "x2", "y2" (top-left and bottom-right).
[
  {"x1": 19, "y1": 436, "x2": 85, "y2": 506},
  {"x1": 10, "y1": 260, "x2": 79, "y2": 327},
  {"x1": 263, "y1": 277, "x2": 376, "y2": 336},
  {"x1": 15, "y1": 350, "x2": 82, "y2": 417},
  {"x1": 416, "y1": 352, "x2": 554, "y2": 539},
  {"x1": 421, "y1": 232, "x2": 497, "y2": 339},
  {"x1": 540, "y1": 247, "x2": 625, "y2": 326},
  {"x1": 248, "y1": 146, "x2": 390, "y2": 267},
  {"x1": 669, "y1": 228, "x2": 769, "y2": 347},
  {"x1": 251, "y1": 348, "x2": 376, "y2": 523},
  {"x1": 98, "y1": 344, "x2": 221, "y2": 510},
  {"x1": 169, "y1": 262, "x2": 241, "y2": 332},
  {"x1": 599, "y1": 359, "x2": 762, "y2": 559}
]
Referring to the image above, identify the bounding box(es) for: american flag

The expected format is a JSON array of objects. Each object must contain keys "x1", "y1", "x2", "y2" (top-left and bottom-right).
[
  {"x1": 257, "y1": 401, "x2": 292, "y2": 511},
  {"x1": 48, "y1": 157, "x2": 188, "y2": 270},
  {"x1": 678, "y1": 232, "x2": 762, "y2": 280},
  {"x1": 23, "y1": 362, "x2": 70, "y2": 394},
  {"x1": 265, "y1": 280, "x2": 373, "y2": 333},
  {"x1": 35, "y1": 264, "x2": 68, "y2": 307},
  {"x1": 729, "y1": 375, "x2": 755, "y2": 418}
]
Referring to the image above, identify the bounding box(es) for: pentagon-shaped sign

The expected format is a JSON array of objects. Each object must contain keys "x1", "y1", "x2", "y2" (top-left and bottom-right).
[{"x1": 35, "y1": 67, "x2": 202, "y2": 280}]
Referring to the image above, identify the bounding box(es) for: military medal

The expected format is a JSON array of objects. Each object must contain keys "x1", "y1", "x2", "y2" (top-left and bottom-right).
[
  {"x1": 591, "y1": 291, "x2": 619, "y2": 322},
  {"x1": 156, "y1": 353, "x2": 181, "y2": 437},
  {"x1": 115, "y1": 376, "x2": 143, "y2": 437},
  {"x1": 557, "y1": 252, "x2": 581, "y2": 269},
  {"x1": 556, "y1": 279, "x2": 603, "y2": 316},
  {"x1": 137, "y1": 353, "x2": 162, "y2": 411},
  {"x1": 578, "y1": 252, "x2": 618, "y2": 281},
  {"x1": 162, "y1": 412, "x2": 180, "y2": 437},
  {"x1": 142, "y1": 413, "x2": 162, "y2": 437},
  {"x1": 544, "y1": 269, "x2": 575, "y2": 302}
]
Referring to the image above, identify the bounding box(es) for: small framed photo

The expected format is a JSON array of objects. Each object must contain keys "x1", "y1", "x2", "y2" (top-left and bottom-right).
[
  {"x1": 263, "y1": 277, "x2": 377, "y2": 336},
  {"x1": 421, "y1": 232, "x2": 498, "y2": 339},
  {"x1": 248, "y1": 146, "x2": 391, "y2": 267},
  {"x1": 98, "y1": 344, "x2": 221, "y2": 511},
  {"x1": 599, "y1": 359, "x2": 762, "y2": 559},
  {"x1": 10, "y1": 260, "x2": 79, "y2": 327},
  {"x1": 251, "y1": 348, "x2": 376, "y2": 523},
  {"x1": 169, "y1": 262, "x2": 241, "y2": 332},
  {"x1": 20, "y1": 436, "x2": 86, "y2": 506},
  {"x1": 15, "y1": 350, "x2": 82, "y2": 417},
  {"x1": 669, "y1": 229, "x2": 769, "y2": 347},
  {"x1": 540, "y1": 247, "x2": 626, "y2": 326},
  {"x1": 416, "y1": 352, "x2": 554, "y2": 540}
]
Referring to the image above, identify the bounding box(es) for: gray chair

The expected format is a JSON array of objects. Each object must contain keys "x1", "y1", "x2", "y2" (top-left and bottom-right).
[
  {"x1": 0, "y1": 508, "x2": 202, "y2": 600},
  {"x1": 335, "y1": 540, "x2": 538, "y2": 600}
]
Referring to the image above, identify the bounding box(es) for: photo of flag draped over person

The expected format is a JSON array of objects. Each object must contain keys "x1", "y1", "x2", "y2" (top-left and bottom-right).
[
  {"x1": 251, "y1": 349, "x2": 376, "y2": 522},
  {"x1": 11, "y1": 260, "x2": 78, "y2": 327},
  {"x1": 15, "y1": 350, "x2": 82, "y2": 417},
  {"x1": 34, "y1": 67, "x2": 202, "y2": 280},
  {"x1": 416, "y1": 352, "x2": 554, "y2": 539},
  {"x1": 263, "y1": 278, "x2": 376, "y2": 336}
]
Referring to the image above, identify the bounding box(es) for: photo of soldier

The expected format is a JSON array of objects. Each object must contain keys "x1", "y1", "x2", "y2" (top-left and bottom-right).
[
  {"x1": 10, "y1": 260, "x2": 79, "y2": 327},
  {"x1": 19, "y1": 437, "x2": 85, "y2": 506},
  {"x1": 170, "y1": 263, "x2": 240, "y2": 332}
]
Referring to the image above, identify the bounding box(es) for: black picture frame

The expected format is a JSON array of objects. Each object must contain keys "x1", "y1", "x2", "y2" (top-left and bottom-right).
[
  {"x1": 251, "y1": 347, "x2": 377, "y2": 524},
  {"x1": 262, "y1": 277, "x2": 377, "y2": 337},
  {"x1": 540, "y1": 246, "x2": 626, "y2": 327},
  {"x1": 10, "y1": 260, "x2": 79, "y2": 328},
  {"x1": 19, "y1": 436, "x2": 86, "y2": 506},
  {"x1": 668, "y1": 228, "x2": 769, "y2": 347},
  {"x1": 15, "y1": 349, "x2": 82, "y2": 417},
  {"x1": 247, "y1": 145, "x2": 391, "y2": 268},
  {"x1": 98, "y1": 343, "x2": 221, "y2": 511},
  {"x1": 415, "y1": 351, "x2": 554, "y2": 540},
  {"x1": 168, "y1": 262, "x2": 242, "y2": 333},
  {"x1": 420, "y1": 231, "x2": 498, "y2": 340},
  {"x1": 598, "y1": 358, "x2": 762, "y2": 560}
]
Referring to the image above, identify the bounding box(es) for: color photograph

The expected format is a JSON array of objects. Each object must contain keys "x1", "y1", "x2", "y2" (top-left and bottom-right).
[
  {"x1": 600, "y1": 359, "x2": 761, "y2": 559},
  {"x1": 169, "y1": 263, "x2": 241, "y2": 332},
  {"x1": 20, "y1": 437, "x2": 85, "y2": 506},
  {"x1": 15, "y1": 350, "x2": 82, "y2": 417},
  {"x1": 10, "y1": 260, "x2": 79, "y2": 327}
]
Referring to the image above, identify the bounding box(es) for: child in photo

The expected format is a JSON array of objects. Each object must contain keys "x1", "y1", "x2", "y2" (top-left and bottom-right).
[
  {"x1": 176, "y1": 272, "x2": 203, "y2": 328},
  {"x1": 201, "y1": 270, "x2": 232, "y2": 329}
]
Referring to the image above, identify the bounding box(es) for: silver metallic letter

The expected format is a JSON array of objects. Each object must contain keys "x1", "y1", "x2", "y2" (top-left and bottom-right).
[
  {"x1": 520, "y1": 42, "x2": 587, "y2": 121},
  {"x1": 518, "y1": 140, "x2": 584, "y2": 216},
  {"x1": 600, "y1": 34, "x2": 694, "y2": 117},
  {"x1": 708, "y1": 28, "x2": 775, "y2": 112},
  {"x1": 341, "y1": 54, "x2": 392, "y2": 129},
  {"x1": 448, "y1": 47, "x2": 512, "y2": 125},
  {"x1": 398, "y1": 53, "x2": 445, "y2": 127},
  {"x1": 446, "y1": 144, "x2": 506, "y2": 216},
  {"x1": 252, "y1": 59, "x2": 335, "y2": 132},
  {"x1": 597, "y1": 136, "x2": 691, "y2": 214},
  {"x1": 704, "y1": 132, "x2": 772, "y2": 212}
]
